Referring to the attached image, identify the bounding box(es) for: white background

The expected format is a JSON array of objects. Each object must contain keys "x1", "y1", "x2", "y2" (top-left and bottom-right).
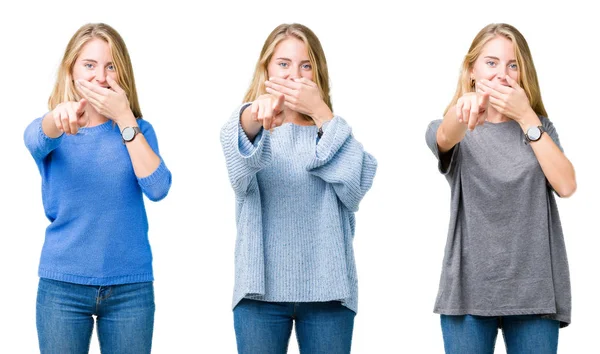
[{"x1": 1, "y1": 0, "x2": 597, "y2": 352}]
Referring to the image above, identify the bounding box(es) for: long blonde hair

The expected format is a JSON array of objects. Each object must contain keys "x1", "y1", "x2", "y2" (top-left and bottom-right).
[
  {"x1": 48, "y1": 23, "x2": 142, "y2": 118},
  {"x1": 243, "y1": 23, "x2": 332, "y2": 114},
  {"x1": 445, "y1": 23, "x2": 547, "y2": 117}
]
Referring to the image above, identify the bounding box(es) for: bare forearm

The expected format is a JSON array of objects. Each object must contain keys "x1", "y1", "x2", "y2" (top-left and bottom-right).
[
  {"x1": 520, "y1": 114, "x2": 577, "y2": 197},
  {"x1": 240, "y1": 105, "x2": 262, "y2": 142},
  {"x1": 530, "y1": 136, "x2": 576, "y2": 197},
  {"x1": 41, "y1": 112, "x2": 63, "y2": 138},
  {"x1": 437, "y1": 106, "x2": 468, "y2": 153},
  {"x1": 113, "y1": 111, "x2": 160, "y2": 178},
  {"x1": 310, "y1": 103, "x2": 334, "y2": 128}
]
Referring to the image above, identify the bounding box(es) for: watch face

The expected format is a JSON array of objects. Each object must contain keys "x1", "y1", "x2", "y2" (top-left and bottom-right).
[
  {"x1": 122, "y1": 127, "x2": 135, "y2": 141},
  {"x1": 527, "y1": 127, "x2": 542, "y2": 141}
]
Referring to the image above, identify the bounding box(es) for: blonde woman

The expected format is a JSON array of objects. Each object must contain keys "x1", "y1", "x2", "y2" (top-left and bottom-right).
[
  {"x1": 425, "y1": 23, "x2": 576, "y2": 354},
  {"x1": 24, "y1": 23, "x2": 171, "y2": 354},
  {"x1": 221, "y1": 23, "x2": 377, "y2": 353}
]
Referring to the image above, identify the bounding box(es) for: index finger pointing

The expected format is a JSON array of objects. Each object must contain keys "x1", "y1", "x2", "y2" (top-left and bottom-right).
[
  {"x1": 273, "y1": 94, "x2": 285, "y2": 113},
  {"x1": 76, "y1": 99, "x2": 87, "y2": 116}
]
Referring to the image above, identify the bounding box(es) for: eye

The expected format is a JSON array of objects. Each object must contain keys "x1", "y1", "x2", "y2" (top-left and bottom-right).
[
  {"x1": 509, "y1": 63, "x2": 518, "y2": 70},
  {"x1": 107, "y1": 64, "x2": 115, "y2": 71},
  {"x1": 486, "y1": 61, "x2": 497, "y2": 67},
  {"x1": 278, "y1": 62, "x2": 289, "y2": 68},
  {"x1": 301, "y1": 63, "x2": 312, "y2": 70},
  {"x1": 84, "y1": 63, "x2": 94, "y2": 69}
]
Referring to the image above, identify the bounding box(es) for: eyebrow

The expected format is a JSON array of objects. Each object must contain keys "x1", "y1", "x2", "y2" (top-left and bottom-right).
[
  {"x1": 81, "y1": 59, "x2": 114, "y2": 65},
  {"x1": 275, "y1": 57, "x2": 311, "y2": 63},
  {"x1": 484, "y1": 56, "x2": 516, "y2": 62}
]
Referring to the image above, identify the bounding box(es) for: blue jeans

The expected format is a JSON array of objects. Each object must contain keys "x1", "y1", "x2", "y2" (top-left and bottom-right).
[
  {"x1": 234, "y1": 299, "x2": 355, "y2": 354},
  {"x1": 36, "y1": 278, "x2": 155, "y2": 354},
  {"x1": 441, "y1": 314, "x2": 559, "y2": 354}
]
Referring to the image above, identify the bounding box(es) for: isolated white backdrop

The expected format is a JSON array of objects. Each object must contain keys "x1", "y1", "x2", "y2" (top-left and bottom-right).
[{"x1": 1, "y1": 0, "x2": 597, "y2": 353}]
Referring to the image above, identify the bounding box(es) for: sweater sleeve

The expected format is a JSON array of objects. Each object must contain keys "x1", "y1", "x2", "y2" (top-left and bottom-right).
[
  {"x1": 136, "y1": 119, "x2": 172, "y2": 201},
  {"x1": 24, "y1": 116, "x2": 64, "y2": 166},
  {"x1": 306, "y1": 116, "x2": 377, "y2": 212},
  {"x1": 220, "y1": 104, "x2": 272, "y2": 197}
]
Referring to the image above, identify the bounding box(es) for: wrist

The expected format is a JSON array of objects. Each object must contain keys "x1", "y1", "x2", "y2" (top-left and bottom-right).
[
  {"x1": 240, "y1": 105, "x2": 261, "y2": 127},
  {"x1": 116, "y1": 111, "x2": 138, "y2": 131},
  {"x1": 42, "y1": 113, "x2": 64, "y2": 139},
  {"x1": 518, "y1": 110, "x2": 541, "y2": 132},
  {"x1": 311, "y1": 104, "x2": 334, "y2": 128},
  {"x1": 240, "y1": 104, "x2": 263, "y2": 137}
]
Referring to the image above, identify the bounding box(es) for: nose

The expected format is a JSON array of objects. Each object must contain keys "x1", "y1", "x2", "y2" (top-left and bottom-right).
[
  {"x1": 494, "y1": 66, "x2": 509, "y2": 82},
  {"x1": 95, "y1": 68, "x2": 107, "y2": 85},
  {"x1": 287, "y1": 65, "x2": 302, "y2": 80}
]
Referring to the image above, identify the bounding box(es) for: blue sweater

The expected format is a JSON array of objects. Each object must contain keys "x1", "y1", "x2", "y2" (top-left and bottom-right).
[
  {"x1": 24, "y1": 117, "x2": 171, "y2": 285},
  {"x1": 221, "y1": 105, "x2": 377, "y2": 312}
]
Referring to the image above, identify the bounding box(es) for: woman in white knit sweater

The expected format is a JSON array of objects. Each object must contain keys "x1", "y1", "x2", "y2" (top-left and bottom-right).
[{"x1": 221, "y1": 23, "x2": 377, "y2": 353}]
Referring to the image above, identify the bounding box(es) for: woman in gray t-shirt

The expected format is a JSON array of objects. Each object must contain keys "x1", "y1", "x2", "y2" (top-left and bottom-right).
[{"x1": 426, "y1": 23, "x2": 576, "y2": 354}]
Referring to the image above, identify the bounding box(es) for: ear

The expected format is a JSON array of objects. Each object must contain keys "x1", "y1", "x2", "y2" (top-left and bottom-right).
[
  {"x1": 469, "y1": 66, "x2": 476, "y2": 79},
  {"x1": 468, "y1": 67, "x2": 476, "y2": 88}
]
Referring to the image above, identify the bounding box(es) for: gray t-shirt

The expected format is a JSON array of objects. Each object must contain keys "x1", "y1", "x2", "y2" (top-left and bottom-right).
[{"x1": 425, "y1": 117, "x2": 571, "y2": 327}]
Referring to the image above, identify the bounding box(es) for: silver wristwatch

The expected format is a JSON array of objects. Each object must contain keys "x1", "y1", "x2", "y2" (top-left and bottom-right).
[{"x1": 525, "y1": 125, "x2": 545, "y2": 142}]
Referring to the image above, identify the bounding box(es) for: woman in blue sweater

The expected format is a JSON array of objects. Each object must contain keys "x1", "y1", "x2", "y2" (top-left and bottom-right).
[
  {"x1": 221, "y1": 23, "x2": 377, "y2": 353},
  {"x1": 24, "y1": 23, "x2": 171, "y2": 354}
]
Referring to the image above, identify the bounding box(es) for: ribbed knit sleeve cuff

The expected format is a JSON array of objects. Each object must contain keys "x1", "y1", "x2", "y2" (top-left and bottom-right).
[
  {"x1": 238, "y1": 120, "x2": 266, "y2": 157},
  {"x1": 137, "y1": 159, "x2": 172, "y2": 201},
  {"x1": 221, "y1": 104, "x2": 272, "y2": 196},
  {"x1": 312, "y1": 116, "x2": 352, "y2": 165},
  {"x1": 24, "y1": 116, "x2": 64, "y2": 161},
  {"x1": 38, "y1": 118, "x2": 64, "y2": 146},
  {"x1": 228, "y1": 103, "x2": 271, "y2": 168}
]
